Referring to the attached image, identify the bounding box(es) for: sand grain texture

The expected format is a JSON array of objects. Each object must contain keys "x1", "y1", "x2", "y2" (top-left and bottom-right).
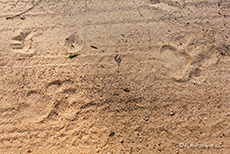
[{"x1": 0, "y1": 0, "x2": 230, "y2": 153}]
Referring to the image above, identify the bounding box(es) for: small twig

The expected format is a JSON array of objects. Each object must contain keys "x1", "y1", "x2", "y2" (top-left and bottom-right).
[
  {"x1": 6, "y1": 0, "x2": 42, "y2": 20},
  {"x1": 136, "y1": 8, "x2": 144, "y2": 18},
  {"x1": 148, "y1": 29, "x2": 151, "y2": 46},
  {"x1": 90, "y1": 45, "x2": 98, "y2": 49},
  {"x1": 132, "y1": 0, "x2": 144, "y2": 18},
  {"x1": 64, "y1": 53, "x2": 81, "y2": 59}
]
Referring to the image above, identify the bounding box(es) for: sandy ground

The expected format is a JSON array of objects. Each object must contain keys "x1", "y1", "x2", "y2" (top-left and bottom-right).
[{"x1": 0, "y1": 0, "x2": 230, "y2": 153}]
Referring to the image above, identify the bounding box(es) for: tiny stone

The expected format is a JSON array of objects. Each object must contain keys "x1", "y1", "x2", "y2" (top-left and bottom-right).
[
  {"x1": 144, "y1": 117, "x2": 149, "y2": 121},
  {"x1": 109, "y1": 132, "x2": 115, "y2": 137},
  {"x1": 121, "y1": 140, "x2": 124, "y2": 143},
  {"x1": 170, "y1": 112, "x2": 174, "y2": 116},
  {"x1": 17, "y1": 130, "x2": 21, "y2": 133}
]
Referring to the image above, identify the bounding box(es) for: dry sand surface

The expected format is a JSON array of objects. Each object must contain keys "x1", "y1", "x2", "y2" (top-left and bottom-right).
[{"x1": 0, "y1": 0, "x2": 230, "y2": 153}]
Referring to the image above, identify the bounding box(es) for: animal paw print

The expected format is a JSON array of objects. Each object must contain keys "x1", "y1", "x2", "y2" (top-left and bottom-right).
[
  {"x1": 10, "y1": 29, "x2": 35, "y2": 53},
  {"x1": 159, "y1": 32, "x2": 224, "y2": 83},
  {"x1": 160, "y1": 44, "x2": 191, "y2": 82},
  {"x1": 64, "y1": 32, "x2": 84, "y2": 53}
]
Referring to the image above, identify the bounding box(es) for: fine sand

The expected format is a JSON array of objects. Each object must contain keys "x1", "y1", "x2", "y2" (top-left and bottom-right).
[{"x1": 0, "y1": 0, "x2": 229, "y2": 153}]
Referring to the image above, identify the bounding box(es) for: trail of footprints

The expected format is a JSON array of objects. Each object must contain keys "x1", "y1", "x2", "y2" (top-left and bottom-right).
[
  {"x1": 8, "y1": 29, "x2": 227, "y2": 84},
  {"x1": 1, "y1": 0, "x2": 229, "y2": 152},
  {"x1": 21, "y1": 78, "x2": 91, "y2": 123},
  {"x1": 10, "y1": 29, "x2": 84, "y2": 54}
]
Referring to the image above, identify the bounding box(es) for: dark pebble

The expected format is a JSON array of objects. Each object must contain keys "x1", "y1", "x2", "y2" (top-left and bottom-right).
[{"x1": 109, "y1": 132, "x2": 115, "y2": 137}]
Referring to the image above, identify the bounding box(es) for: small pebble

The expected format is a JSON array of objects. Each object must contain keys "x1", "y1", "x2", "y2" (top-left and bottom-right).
[
  {"x1": 158, "y1": 141, "x2": 161, "y2": 146},
  {"x1": 109, "y1": 132, "x2": 115, "y2": 137},
  {"x1": 115, "y1": 54, "x2": 121, "y2": 65},
  {"x1": 170, "y1": 112, "x2": 174, "y2": 116},
  {"x1": 144, "y1": 117, "x2": 149, "y2": 121},
  {"x1": 20, "y1": 15, "x2": 26, "y2": 20}
]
